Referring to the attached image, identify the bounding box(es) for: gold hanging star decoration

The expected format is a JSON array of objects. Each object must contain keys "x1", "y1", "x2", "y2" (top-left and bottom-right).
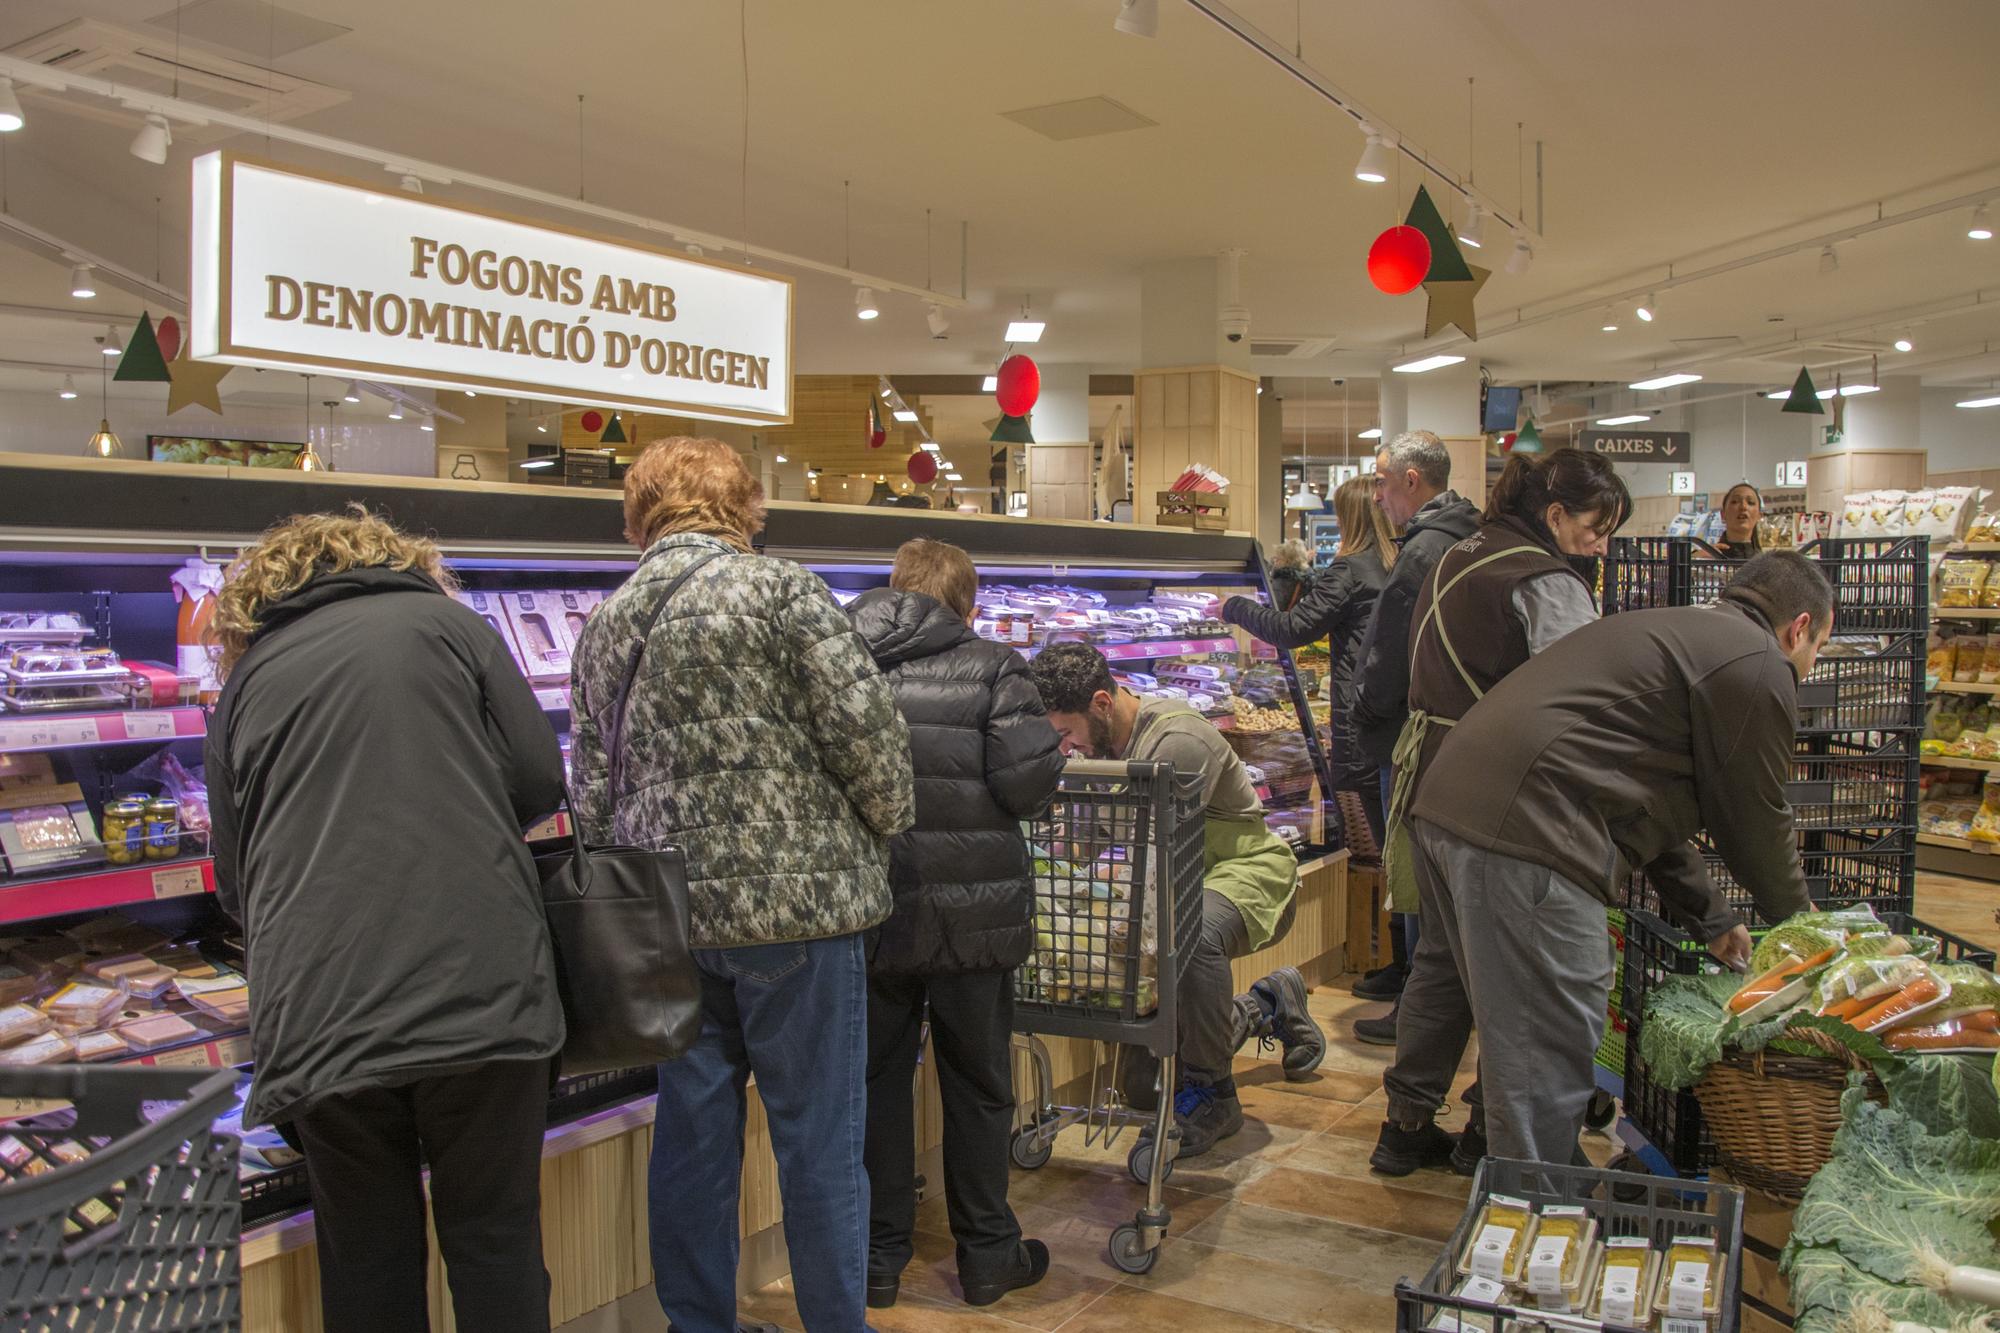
[
  {"x1": 1422, "y1": 263, "x2": 1492, "y2": 341},
  {"x1": 166, "y1": 348, "x2": 231, "y2": 415}
]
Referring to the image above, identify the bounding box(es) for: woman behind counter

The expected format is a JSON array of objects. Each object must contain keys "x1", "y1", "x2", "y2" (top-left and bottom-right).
[{"x1": 1713, "y1": 482, "x2": 1764, "y2": 558}]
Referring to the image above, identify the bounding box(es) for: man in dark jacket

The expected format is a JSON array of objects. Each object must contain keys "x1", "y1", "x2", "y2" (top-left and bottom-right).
[
  {"x1": 847, "y1": 540, "x2": 1067, "y2": 1312},
  {"x1": 207, "y1": 512, "x2": 567, "y2": 1333},
  {"x1": 1407, "y1": 551, "x2": 1827, "y2": 1165},
  {"x1": 1347, "y1": 431, "x2": 1480, "y2": 1028}
]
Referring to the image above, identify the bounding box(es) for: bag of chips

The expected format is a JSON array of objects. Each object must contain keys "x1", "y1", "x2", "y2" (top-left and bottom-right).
[
  {"x1": 1940, "y1": 559, "x2": 1991, "y2": 609},
  {"x1": 1954, "y1": 636, "x2": 1988, "y2": 683}
]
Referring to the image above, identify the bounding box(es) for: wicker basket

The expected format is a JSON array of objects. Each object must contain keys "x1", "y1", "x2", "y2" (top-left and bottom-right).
[{"x1": 1692, "y1": 1032, "x2": 1884, "y2": 1201}]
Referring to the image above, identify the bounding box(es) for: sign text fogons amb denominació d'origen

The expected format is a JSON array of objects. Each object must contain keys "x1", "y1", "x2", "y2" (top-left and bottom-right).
[{"x1": 189, "y1": 153, "x2": 793, "y2": 425}]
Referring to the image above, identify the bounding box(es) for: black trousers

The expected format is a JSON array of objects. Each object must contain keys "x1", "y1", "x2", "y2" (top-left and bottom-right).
[
  {"x1": 290, "y1": 1058, "x2": 555, "y2": 1333},
  {"x1": 864, "y1": 969, "x2": 1020, "y2": 1281}
]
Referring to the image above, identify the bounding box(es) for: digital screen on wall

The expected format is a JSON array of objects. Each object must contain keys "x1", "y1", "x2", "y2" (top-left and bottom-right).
[
  {"x1": 1480, "y1": 385, "x2": 1522, "y2": 433},
  {"x1": 149, "y1": 435, "x2": 306, "y2": 468}
]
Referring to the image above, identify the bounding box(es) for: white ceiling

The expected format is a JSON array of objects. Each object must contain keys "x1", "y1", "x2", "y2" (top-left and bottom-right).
[{"x1": 2, "y1": 0, "x2": 1999, "y2": 412}]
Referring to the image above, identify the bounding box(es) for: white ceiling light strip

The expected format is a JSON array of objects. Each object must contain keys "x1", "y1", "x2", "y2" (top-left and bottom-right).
[{"x1": 0, "y1": 54, "x2": 968, "y2": 311}]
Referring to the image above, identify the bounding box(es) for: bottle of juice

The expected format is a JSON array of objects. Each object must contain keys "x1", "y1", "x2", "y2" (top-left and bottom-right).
[{"x1": 170, "y1": 559, "x2": 225, "y2": 705}]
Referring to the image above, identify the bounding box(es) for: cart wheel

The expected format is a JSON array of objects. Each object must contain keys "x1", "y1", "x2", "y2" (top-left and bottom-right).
[
  {"x1": 1108, "y1": 1223, "x2": 1158, "y2": 1275},
  {"x1": 1585, "y1": 1089, "x2": 1618, "y2": 1131},
  {"x1": 1126, "y1": 1138, "x2": 1175, "y2": 1187},
  {"x1": 1010, "y1": 1127, "x2": 1053, "y2": 1171}
]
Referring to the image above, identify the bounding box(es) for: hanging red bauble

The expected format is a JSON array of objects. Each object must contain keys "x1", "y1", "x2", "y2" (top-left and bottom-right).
[
  {"x1": 906, "y1": 451, "x2": 938, "y2": 485},
  {"x1": 579, "y1": 409, "x2": 604, "y2": 433},
  {"x1": 1367, "y1": 225, "x2": 1433, "y2": 295},
  {"x1": 994, "y1": 355, "x2": 1040, "y2": 417},
  {"x1": 155, "y1": 316, "x2": 182, "y2": 363}
]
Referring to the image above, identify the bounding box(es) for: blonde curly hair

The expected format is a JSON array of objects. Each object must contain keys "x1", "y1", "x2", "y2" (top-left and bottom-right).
[{"x1": 214, "y1": 506, "x2": 457, "y2": 676}]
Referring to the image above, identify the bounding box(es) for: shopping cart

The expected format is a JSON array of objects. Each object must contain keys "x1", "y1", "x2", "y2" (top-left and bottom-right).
[
  {"x1": 0, "y1": 1065, "x2": 241, "y2": 1330},
  {"x1": 1009, "y1": 758, "x2": 1206, "y2": 1276}
]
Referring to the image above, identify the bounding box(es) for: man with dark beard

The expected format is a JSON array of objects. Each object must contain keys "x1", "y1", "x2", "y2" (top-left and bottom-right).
[{"x1": 1029, "y1": 643, "x2": 1320, "y2": 1161}]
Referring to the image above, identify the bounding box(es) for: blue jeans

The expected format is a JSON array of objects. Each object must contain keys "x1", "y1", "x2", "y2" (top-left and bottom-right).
[{"x1": 648, "y1": 933, "x2": 869, "y2": 1333}]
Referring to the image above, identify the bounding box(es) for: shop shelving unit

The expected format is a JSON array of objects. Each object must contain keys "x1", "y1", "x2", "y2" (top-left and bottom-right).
[
  {"x1": 1596, "y1": 533, "x2": 1928, "y2": 1180},
  {"x1": 0, "y1": 453, "x2": 1342, "y2": 1228},
  {"x1": 1920, "y1": 539, "x2": 2000, "y2": 877}
]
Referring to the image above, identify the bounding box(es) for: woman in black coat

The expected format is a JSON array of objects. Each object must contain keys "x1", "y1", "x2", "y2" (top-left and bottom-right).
[
  {"x1": 847, "y1": 539, "x2": 1066, "y2": 1312},
  {"x1": 206, "y1": 510, "x2": 567, "y2": 1333}
]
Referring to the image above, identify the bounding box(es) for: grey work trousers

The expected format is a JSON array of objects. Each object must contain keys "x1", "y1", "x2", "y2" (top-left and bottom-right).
[
  {"x1": 1181, "y1": 889, "x2": 1297, "y2": 1084},
  {"x1": 1398, "y1": 817, "x2": 1614, "y2": 1166}
]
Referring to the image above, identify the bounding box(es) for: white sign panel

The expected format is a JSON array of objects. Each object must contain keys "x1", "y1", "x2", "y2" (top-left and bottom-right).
[
  {"x1": 1775, "y1": 459, "x2": 1808, "y2": 487},
  {"x1": 190, "y1": 153, "x2": 793, "y2": 425},
  {"x1": 1670, "y1": 469, "x2": 1697, "y2": 496}
]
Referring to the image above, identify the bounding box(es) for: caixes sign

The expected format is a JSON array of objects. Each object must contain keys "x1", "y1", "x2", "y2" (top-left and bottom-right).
[
  {"x1": 189, "y1": 153, "x2": 793, "y2": 425},
  {"x1": 1580, "y1": 428, "x2": 1690, "y2": 462}
]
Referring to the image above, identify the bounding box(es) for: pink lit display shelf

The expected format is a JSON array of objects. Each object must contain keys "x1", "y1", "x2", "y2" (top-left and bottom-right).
[
  {"x1": 1018, "y1": 635, "x2": 1240, "y2": 662},
  {"x1": 0, "y1": 707, "x2": 206, "y2": 753},
  {"x1": 0, "y1": 857, "x2": 214, "y2": 927}
]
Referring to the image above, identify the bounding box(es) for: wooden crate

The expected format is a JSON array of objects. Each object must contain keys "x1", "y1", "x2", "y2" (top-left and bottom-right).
[{"x1": 1155, "y1": 489, "x2": 1231, "y2": 531}]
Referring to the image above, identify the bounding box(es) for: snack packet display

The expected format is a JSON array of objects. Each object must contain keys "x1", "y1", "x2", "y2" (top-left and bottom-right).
[
  {"x1": 1928, "y1": 631, "x2": 1955, "y2": 681},
  {"x1": 39, "y1": 979, "x2": 128, "y2": 1033},
  {"x1": 1839, "y1": 493, "x2": 1871, "y2": 537},
  {"x1": 1866, "y1": 490, "x2": 1906, "y2": 537},
  {"x1": 1954, "y1": 636, "x2": 1988, "y2": 683},
  {"x1": 1975, "y1": 779, "x2": 2000, "y2": 846},
  {"x1": 1968, "y1": 508, "x2": 2000, "y2": 543},
  {"x1": 1938, "y1": 558, "x2": 1991, "y2": 609}
]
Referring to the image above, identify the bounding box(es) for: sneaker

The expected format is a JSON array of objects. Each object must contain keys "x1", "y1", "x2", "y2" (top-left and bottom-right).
[
  {"x1": 1251, "y1": 967, "x2": 1326, "y2": 1081},
  {"x1": 1352, "y1": 1005, "x2": 1399, "y2": 1046},
  {"x1": 1351, "y1": 964, "x2": 1409, "y2": 1001},
  {"x1": 1140, "y1": 1081, "x2": 1246, "y2": 1161},
  {"x1": 1451, "y1": 1120, "x2": 1487, "y2": 1177},
  {"x1": 1369, "y1": 1120, "x2": 1457, "y2": 1177},
  {"x1": 866, "y1": 1272, "x2": 900, "y2": 1310},
  {"x1": 961, "y1": 1239, "x2": 1050, "y2": 1307},
  {"x1": 1232, "y1": 991, "x2": 1275, "y2": 1055}
]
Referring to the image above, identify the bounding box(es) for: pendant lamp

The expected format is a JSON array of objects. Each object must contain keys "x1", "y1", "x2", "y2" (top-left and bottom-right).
[{"x1": 85, "y1": 342, "x2": 121, "y2": 457}]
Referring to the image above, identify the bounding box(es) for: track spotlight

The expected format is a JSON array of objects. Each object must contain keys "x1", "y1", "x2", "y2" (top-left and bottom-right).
[
  {"x1": 1113, "y1": 0, "x2": 1159, "y2": 37},
  {"x1": 1818, "y1": 245, "x2": 1838, "y2": 276},
  {"x1": 855, "y1": 287, "x2": 879, "y2": 320},
  {"x1": 343, "y1": 381, "x2": 362, "y2": 403},
  {"x1": 1457, "y1": 206, "x2": 1485, "y2": 249},
  {"x1": 0, "y1": 78, "x2": 23, "y2": 133},
  {"x1": 1893, "y1": 337, "x2": 1914, "y2": 353},
  {"x1": 1636, "y1": 294, "x2": 1657, "y2": 323},
  {"x1": 102, "y1": 326, "x2": 122, "y2": 356},
  {"x1": 1970, "y1": 205, "x2": 1993, "y2": 241},
  {"x1": 69, "y1": 264, "x2": 96, "y2": 299},
  {"x1": 1354, "y1": 130, "x2": 1391, "y2": 184},
  {"x1": 129, "y1": 114, "x2": 171, "y2": 165},
  {"x1": 1600, "y1": 310, "x2": 1619, "y2": 333},
  {"x1": 1506, "y1": 234, "x2": 1533, "y2": 274},
  {"x1": 926, "y1": 304, "x2": 949, "y2": 338},
  {"x1": 58, "y1": 375, "x2": 77, "y2": 400}
]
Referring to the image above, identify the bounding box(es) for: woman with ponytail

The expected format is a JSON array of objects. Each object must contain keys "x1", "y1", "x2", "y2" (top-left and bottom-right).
[{"x1": 1712, "y1": 482, "x2": 1764, "y2": 559}]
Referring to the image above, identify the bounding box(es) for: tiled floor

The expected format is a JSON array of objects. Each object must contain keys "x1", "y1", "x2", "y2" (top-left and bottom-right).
[{"x1": 565, "y1": 870, "x2": 1996, "y2": 1333}]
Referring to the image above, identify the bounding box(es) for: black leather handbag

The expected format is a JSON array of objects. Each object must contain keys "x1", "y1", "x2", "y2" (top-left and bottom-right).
[{"x1": 534, "y1": 550, "x2": 720, "y2": 1076}]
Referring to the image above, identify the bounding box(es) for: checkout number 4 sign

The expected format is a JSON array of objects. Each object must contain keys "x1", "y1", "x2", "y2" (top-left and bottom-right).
[{"x1": 1775, "y1": 460, "x2": 1809, "y2": 487}]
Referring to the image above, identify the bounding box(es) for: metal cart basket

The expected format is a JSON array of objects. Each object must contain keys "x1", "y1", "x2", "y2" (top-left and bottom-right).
[
  {"x1": 0, "y1": 1065, "x2": 241, "y2": 1332},
  {"x1": 1009, "y1": 758, "x2": 1207, "y2": 1276}
]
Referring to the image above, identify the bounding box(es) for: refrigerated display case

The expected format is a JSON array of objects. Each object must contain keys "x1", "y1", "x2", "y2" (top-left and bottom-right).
[{"x1": 0, "y1": 453, "x2": 1343, "y2": 1225}]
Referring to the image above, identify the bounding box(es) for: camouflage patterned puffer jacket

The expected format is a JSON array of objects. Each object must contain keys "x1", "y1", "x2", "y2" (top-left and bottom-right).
[{"x1": 569, "y1": 533, "x2": 915, "y2": 948}]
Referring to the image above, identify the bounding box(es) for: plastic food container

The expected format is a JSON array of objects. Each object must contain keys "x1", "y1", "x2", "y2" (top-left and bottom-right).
[
  {"x1": 1653, "y1": 1233, "x2": 1724, "y2": 1328},
  {"x1": 1584, "y1": 1238, "x2": 1661, "y2": 1327},
  {"x1": 1456, "y1": 1193, "x2": 1534, "y2": 1284},
  {"x1": 1522, "y1": 1205, "x2": 1599, "y2": 1312}
]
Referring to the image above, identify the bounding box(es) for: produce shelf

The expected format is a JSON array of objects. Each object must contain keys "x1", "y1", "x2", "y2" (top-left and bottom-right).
[
  {"x1": 0, "y1": 857, "x2": 214, "y2": 926},
  {"x1": 1934, "y1": 680, "x2": 2000, "y2": 696},
  {"x1": 1020, "y1": 635, "x2": 1239, "y2": 662},
  {"x1": 0, "y1": 707, "x2": 205, "y2": 753},
  {"x1": 1950, "y1": 542, "x2": 2000, "y2": 553},
  {"x1": 1916, "y1": 831, "x2": 1998, "y2": 855},
  {"x1": 1920, "y1": 754, "x2": 2000, "y2": 774},
  {"x1": 1935, "y1": 607, "x2": 2000, "y2": 620}
]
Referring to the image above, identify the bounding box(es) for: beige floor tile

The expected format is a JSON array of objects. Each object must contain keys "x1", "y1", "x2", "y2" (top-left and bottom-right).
[
  {"x1": 1231, "y1": 1058, "x2": 1381, "y2": 1104},
  {"x1": 1234, "y1": 1081, "x2": 1354, "y2": 1133},
  {"x1": 1235, "y1": 1164, "x2": 1472, "y2": 1244},
  {"x1": 1283, "y1": 1129, "x2": 1474, "y2": 1202},
  {"x1": 882, "y1": 1225, "x2": 1118, "y2": 1331},
  {"x1": 1179, "y1": 1200, "x2": 1444, "y2": 1286},
  {"x1": 1117, "y1": 1231, "x2": 1407, "y2": 1332},
  {"x1": 1053, "y1": 1283, "x2": 1301, "y2": 1333},
  {"x1": 1160, "y1": 1120, "x2": 1315, "y2": 1197}
]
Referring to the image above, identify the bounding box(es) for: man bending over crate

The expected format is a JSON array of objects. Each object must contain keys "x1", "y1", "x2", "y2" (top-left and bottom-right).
[
  {"x1": 1403, "y1": 550, "x2": 1829, "y2": 1166},
  {"x1": 1029, "y1": 642, "x2": 1321, "y2": 1159}
]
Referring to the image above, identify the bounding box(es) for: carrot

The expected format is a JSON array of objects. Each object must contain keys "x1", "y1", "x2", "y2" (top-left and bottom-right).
[
  {"x1": 1729, "y1": 947, "x2": 1839, "y2": 1015},
  {"x1": 1819, "y1": 993, "x2": 1873, "y2": 1021},
  {"x1": 1883, "y1": 1026, "x2": 2000, "y2": 1052},
  {"x1": 1851, "y1": 976, "x2": 1944, "y2": 1032}
]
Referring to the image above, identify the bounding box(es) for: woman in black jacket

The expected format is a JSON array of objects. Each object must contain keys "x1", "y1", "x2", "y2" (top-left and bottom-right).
[
  {"x1": 206, "y1": 510, "x2": 567, "y2": 1333},
  {"x1": 847, "y1": 539, "x2": 1066, "y2": 1312}
]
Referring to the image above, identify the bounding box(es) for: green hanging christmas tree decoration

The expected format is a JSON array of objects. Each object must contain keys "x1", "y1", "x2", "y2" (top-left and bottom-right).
[
  {"x1": 113, "y1": 311, "x2": 173, "y2": 383},
  {"x1": 1512, "y1": 415, "x2": 1545, "y2": 452},
  {"x1": 1403, "y1": 186, "x2": 1473, "y2": 284},
  {"x1": 990, "y1": 413, "x2": 1034, "y2": 444},
  {"x1": 600, "y1": 412, "x2": 628, "y2": 443},
  {"x1": 1780, "y1": 366, "x2": 1826, "y2": 415}
]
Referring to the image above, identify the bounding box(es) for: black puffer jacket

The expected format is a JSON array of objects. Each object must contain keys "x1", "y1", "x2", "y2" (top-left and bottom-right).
[
  {"x1": 207, "y1": 567, "x2": 567, "y2": 1125},
  {"x1": 1347, "y1": 490, "x2": 1483, "y2": 781},
  {"x1": 1221, "y1": 547, "x2": 1390, "y2": 789},
  {"x1": 847, "y1": 588, "x2": 1066, "y2": 976}
]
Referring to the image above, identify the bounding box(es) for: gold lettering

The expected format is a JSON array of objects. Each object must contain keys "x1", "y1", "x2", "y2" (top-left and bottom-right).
[
  {"x1": 304, "y1": 282, "x2": 336, "y2": 326},
  {"x1": 559, "y1": 267, "x2": 585, "y2": 304},
  {"x1": 528, "y1": 320, "x2": 559, "y2": 358},
  {"x1": 657, "y1": 286, "x2": 677, "y2": 321},
  {"x1": 746, "y1": 356, "x2": 769, "y2": 392},
  {"x1": 527, "y1": 261, "x2": 562, "y2": 303},
  {"x1": 409, "y1": 236, "x2": 439, "y2": 279},
  {"x1": 725, "y1": 352, "x2": 747, "y2": 387},
  {"x1": 470, "y1": 249, "x2": 499, "y2": 291},
  {"x1": 466, "y1": 308, "x2": 501, "y2": 350},
  {"x1": 438, "y1": 244, "x2": 470, "y2": 285},
  {"x1": 667, "y1": 342, "x2": 692, "y2": 379},
  {"x1": 408, "y1": 298, "x2": 451, "y2": 342},
  {"x1": 616, "y1": 279, "x2": 652, "y2": 318},
  {"x1": 701, "y1": 347, "x2": 727, "y2": 383},
  {"x1": 374, "y1": 293, "x2": 409, "y2": 336},
  {"x1": 590, "y1": 274, "x2": 623, "y2": 313},
  {"x1": 336, "y1": 286, "x2": 372, "y2": 333},
  {"x1": 265, "y1": 275, "x2": 303, "y2": 320},
  {"x1": 500, "y1": 314, "x2": 531, "y2": 355}
]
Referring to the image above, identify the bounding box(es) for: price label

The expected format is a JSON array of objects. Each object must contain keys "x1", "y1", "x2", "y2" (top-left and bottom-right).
[
  {"x1": 0, "y1": 1096, "x2": 69, "y2": 1122},
  {"x1": 151, "y1": 865, "x2": 206, "y2": 900},
  {"x1": 151, "y1": 1044, "x2": 216, "y2": 1068},
  {"x1": 0, "y1": 717, "x2": 101, "y2": 749},
  {"x1": 123, "y1": 712, "x2": 178, "y2": 740},
  {"x1": 214, "y1": 1035, "x2": 253, "y2": 1065}
]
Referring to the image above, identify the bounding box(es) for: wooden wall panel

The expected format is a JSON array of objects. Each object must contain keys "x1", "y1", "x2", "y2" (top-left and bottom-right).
[
  {"x1": 1133, "y1": 365, "x2": 1260, "y2": 531},
  {"x1": 1808, "y1": 449, "x2": 1926, "y2": 519}
]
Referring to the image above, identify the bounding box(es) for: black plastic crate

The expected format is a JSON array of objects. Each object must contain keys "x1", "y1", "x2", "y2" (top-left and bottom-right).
[
  {"x1": 1619, "y1": 908, "x2": 1993, "y2": 1177},
  {"x1": 1622, "y1": 829, "x2": 1918, "y2": 920},
  {"x1": 1795, "y1": 632, "x2": 1925, "y2": 735},
  {"x1": 1394, "y1": 1156, "x2": 1746, "y2": 1333},
  {"x1": 1602, "y1": 535, "x2": 1930, "y2": 637},
  {"x1": 1785, "y1": 741, "x2": 1920, "y2": 833}
]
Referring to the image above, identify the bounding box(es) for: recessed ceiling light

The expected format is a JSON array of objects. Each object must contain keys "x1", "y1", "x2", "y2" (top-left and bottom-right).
[
  {"x1": 1893, "y1": 337, "x2": 1914, "y2": 353},
  {"x1": 1392, "y1": 355, "x2": 1467, "y2": 374},
  {"x1": 1355, "y1": 130, "x2": 1391, "y2": 184},
  {"x1": 1596, "y1": 414, "x2": 1651, "y2": 426},
  {"x1": 921, "y1": 440, "x2": 941, "y2": 452},
  {"x1": 1955, "y1": 394, "x2": 2000, "y2": 408},
  {"x1": 945, "y1": 471, "x2": 964, "y2": 481},
  {"x1": 69, "y1": 265, "x2": 96, "y2": 299},
  {"x1": 1629, "y1": 372, "x2": 1702, "y2": 390},
  {"x1": 1969, "y1": 205, "x2": 1993, "y2": 241},
  {"x1": 1839, "y1": 383, "x2": 1880, "y2": 396},
  {"x1": 129, "y1": 114, "x2": 171, "y2": 165},
  {"x1": 1767, "y1": 387, "x2": 1839, "y2": 402},
  {"x1": 0, "y1": 79, "x2": 23, "y2": 134},
  {"x1": 1636, "y1": 294, "x2": 1657, "y2": 322},
  {"x1": 1004, "y1": 320, "x2": 1046, "y2": 342},
  {"x1": 1357, "y1": 428, "x2": 1383, "y2": 439},
  {"x1": 855, "y1": 287, "x2": 879, "y2": 320},
  {"x1": 981, "y1": 375, "x2": 998, "y2": 392},
  {"x1": 518, "y1": 457, "x2": 557, "y2": 470},
  {"x1": 57, "y1": 375, "x2": 77, "y2": 400},
  {"x1": 892, "y1": 409, "x2": 919, "y2": 423}
]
